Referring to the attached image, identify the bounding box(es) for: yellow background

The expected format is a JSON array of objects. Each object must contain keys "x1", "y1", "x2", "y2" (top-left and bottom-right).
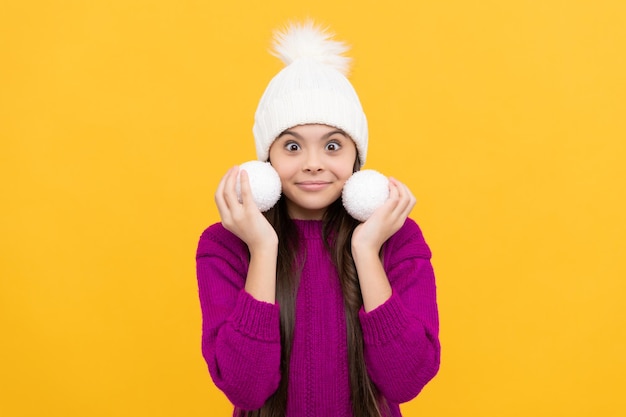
[{"x1": 2, "y1": 0, "x2": 625, "y2": 416}]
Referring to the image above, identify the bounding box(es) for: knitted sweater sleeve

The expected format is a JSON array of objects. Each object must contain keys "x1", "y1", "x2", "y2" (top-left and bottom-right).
[
  {"x1": 358, "y1": 218, "x2": 440, "y2": 404},
  {"x1": 195, "y1": 223, "x2": 281, "y2": 410}
]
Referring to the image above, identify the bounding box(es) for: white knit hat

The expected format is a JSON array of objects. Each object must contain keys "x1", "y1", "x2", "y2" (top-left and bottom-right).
[{"x1": 253, "y1": 20, "x2": 368, "y2": 167}]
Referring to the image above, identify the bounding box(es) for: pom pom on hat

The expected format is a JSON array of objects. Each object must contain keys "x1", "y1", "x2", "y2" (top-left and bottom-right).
[
  {"x1": 342, "y1": 170, "x2": 389, "y2": 222},
  {"x1": 236, "y1": 161, "x2": 282, "y2": 212},
  {"x1": 253, "y1": 20, "x2": 368, "y2": 167},
  {"x1": 271, "y1": 20, "x2": 351, "y2": 75}
]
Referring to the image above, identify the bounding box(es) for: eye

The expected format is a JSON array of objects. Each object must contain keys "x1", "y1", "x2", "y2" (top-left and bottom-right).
[
  {"x1": 325, "y1": 141, "x2": 342, "y2": 151},
  {"x1": 284, "y1": 141, "x2": 301, "y2": 152}
]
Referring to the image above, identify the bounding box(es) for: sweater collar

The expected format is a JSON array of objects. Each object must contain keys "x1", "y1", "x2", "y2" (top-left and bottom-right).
[{"x1": 292, "y1": 219, "x2": 324, "y2": 239}]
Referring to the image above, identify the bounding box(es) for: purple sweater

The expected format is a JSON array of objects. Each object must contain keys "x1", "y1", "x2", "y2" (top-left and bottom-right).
[{"x1": 196, "y1": 218, "x2": 440, "y2": 416}]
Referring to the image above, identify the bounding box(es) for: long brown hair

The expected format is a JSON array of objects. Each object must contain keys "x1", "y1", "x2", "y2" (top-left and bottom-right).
[{"x1": 237, "y1": 166, "x2": 388, "y2": 417}]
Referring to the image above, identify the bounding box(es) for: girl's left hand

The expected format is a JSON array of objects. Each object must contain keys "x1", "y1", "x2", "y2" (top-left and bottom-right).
[{"x1": 351, "y1": 177, "x2": 416, "y2": 253}]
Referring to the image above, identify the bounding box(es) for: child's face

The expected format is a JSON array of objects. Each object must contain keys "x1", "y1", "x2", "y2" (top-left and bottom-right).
[{"x1": 269, "y1": 124, "x2": 357, "y2": 220}]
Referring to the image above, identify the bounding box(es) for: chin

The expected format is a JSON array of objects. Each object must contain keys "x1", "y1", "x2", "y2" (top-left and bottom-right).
[
  {"x1": 287, "y1": 190, "x2": 339, "y2": 206},
  {"x1": 285, "y1": 196, "x2": 337, "y2": 220}
]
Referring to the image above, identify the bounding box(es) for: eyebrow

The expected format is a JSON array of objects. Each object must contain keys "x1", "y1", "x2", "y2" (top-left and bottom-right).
[{"x1": 278, "y1": 128, "x2": 348, "y2": 140}]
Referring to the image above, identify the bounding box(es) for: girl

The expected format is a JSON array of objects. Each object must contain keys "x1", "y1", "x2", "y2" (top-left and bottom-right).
[{"x1": 196, "y1": 21, "x2": 440, "y2": 417}]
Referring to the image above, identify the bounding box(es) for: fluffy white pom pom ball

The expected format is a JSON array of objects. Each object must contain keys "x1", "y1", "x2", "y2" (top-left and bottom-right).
[
  {"x1": 342, "y1": 170, "x2": 389, "y2": 222},
  {"x1": 236, "y1": 161, "x2": 282, "y2": 212}
]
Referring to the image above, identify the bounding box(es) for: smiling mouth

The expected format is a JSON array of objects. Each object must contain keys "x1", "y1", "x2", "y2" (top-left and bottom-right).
[{"x1": 296, "y1": 181, "x2": 331, "y2": 191}]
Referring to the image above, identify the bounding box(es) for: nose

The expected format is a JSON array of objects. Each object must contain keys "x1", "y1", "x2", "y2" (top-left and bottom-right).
[{"x1": 303, "y1": 150, "x2": 323, "y2": 172}]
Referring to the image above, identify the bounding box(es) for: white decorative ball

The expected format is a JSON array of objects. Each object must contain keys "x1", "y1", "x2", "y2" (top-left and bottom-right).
[
  {"x1": 236, "y1": 161, "x2": 282, "y2": 212},
  {"x1": 342, "y1": 170, "x2": 389, "y2": 222}
]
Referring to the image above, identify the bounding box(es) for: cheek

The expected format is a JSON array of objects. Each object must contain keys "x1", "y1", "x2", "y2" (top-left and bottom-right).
[
  {"x1": 271, "y1": 160, "x2": 296, "y2": 181},
  {"x1": 330, "y1": 166, "x2": 355, "y2": 185},
  {"x1": 337, "y1": 155, "x2": 358, "y2": 179}
]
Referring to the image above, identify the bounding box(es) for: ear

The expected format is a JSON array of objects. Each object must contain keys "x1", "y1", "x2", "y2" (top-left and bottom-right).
[
  {"x1": 236, "y1": 161, "x2": 282, "y2": 212},
  {"x1": 341, "y1": 170, "x2": 389, "y2": 222}
]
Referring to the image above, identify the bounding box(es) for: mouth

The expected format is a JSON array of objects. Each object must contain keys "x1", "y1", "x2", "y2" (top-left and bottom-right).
[{"x1": 295, "y1": 181, "x2": 332, "y2": 191}]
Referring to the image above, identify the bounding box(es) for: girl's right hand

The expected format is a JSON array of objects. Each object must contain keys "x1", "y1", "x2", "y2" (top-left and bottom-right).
[{"x1": 215, "y1": 166, "x2": 278, "y2": 252}]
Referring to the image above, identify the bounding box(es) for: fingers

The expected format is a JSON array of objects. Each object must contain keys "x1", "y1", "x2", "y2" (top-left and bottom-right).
[
  {"x1": 215, "y1": 166, "x2": 245, "y2": 223},
  {"x1": 214, "y1": 167, "x2": 231, "y2": 205},
  {"x1": 215, "y1": 167, "x2": 234, "y2": 219},
  {"x1": 352, "y1": 177, "x2": 417, "y2": 251},
  {"x1": 238, "y1": 169, "x2": 255, "y2": 208},
  {"x1": 389, "y1": 177, "x2": 416, "y2": 218},
  {"x1": 213, "y1": 166, "x2": 277, "y2": 248},
  {"x1": 222, "y1": 166, "x2": 242, "y2": 210},
  {"x1": 215, "y1": 165, "x2": 264, "y2": 228},
  {"x1": 385, "y1": 177, "x2": 416, "y2": 223}
]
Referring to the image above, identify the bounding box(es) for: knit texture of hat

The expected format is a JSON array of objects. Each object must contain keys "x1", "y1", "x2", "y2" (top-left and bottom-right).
[{"x1": 253, "y1": 21, "x2": 368, "y2": 167}]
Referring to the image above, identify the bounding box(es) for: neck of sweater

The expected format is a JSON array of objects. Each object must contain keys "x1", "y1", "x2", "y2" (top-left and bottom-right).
[{"x1": 292, "y1": 219, "x2": 324, "y2": 240}]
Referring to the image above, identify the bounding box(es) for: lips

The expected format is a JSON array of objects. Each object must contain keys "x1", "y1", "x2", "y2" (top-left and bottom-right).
[{"x1": 295, "y1": 181, "x2": 331, "y2": 191}]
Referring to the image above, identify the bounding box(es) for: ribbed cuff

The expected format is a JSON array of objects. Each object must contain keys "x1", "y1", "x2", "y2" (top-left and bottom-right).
[
  {"x1": 229, "y1": 290, "x2": 280, "y2": 342},
  {"x1": 359, "y1": 292, "x2": 411, "y2": 346}
]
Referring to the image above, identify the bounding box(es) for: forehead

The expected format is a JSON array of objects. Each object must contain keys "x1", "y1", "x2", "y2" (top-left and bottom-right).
[{"x1": 279, "y1": 124, "x2": 349, "y2": 139}]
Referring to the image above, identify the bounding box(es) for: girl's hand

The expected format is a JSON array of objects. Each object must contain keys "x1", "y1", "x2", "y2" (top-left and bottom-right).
[
  {"x1": 215, "y1": 166, "x2": 278, "y2": 253},
  {"x1": 351, "y1": 177, "x2": 416, "y2": 254}
]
